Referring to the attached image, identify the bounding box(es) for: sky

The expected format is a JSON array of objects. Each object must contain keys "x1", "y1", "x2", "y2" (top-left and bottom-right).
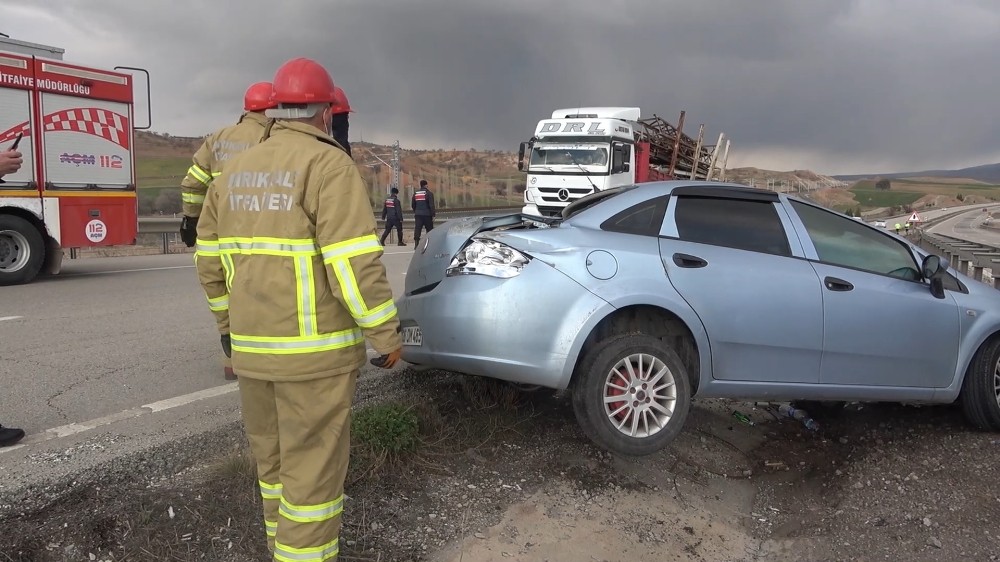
[{"x1": 2, "y1": 0, "x2": 999, "y2": 175}]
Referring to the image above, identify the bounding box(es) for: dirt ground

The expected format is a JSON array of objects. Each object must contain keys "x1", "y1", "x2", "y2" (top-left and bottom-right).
[{"x1": 2, "y1": 370, "x2": 999, "y2": 562}]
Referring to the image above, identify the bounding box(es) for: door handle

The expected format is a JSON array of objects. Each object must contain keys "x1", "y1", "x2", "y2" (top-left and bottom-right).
[
  {"x1": 824, "y1": 276, "x2": 854, "y2": 292},
  {"x1": 672, "y1": 253, "x2": 708, "y2": 268}
]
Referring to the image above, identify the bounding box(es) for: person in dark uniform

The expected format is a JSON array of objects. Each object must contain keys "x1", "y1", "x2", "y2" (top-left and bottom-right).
[
  {"x1": 380, "y1": 187, "x2": 406, "y2": 246},
  {"x1": 411, "y1": 179, "x2": 436, "y2": 246}
]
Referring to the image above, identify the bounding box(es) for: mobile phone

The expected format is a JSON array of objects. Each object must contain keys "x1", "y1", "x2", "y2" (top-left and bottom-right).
[{"x1": 9, "y1": 132, "x2": 23, "y2": 150}]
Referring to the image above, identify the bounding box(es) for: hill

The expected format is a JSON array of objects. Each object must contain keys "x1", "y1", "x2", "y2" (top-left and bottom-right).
[
  {"x1": 722, "y1": 167, "x2": 847, "y2": 192},
  {"x1": 833, "y1": 162, "x2": 1000, "y2": 184},
  {"x1": 133, "y1": 131, "x2": 526, "y2": 215},
  {"x1": 806, "y1": 176, "x2": 1000, "y2": 217}
]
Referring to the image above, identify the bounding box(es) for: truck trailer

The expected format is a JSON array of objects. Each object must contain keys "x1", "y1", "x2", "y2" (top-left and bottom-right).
[
  {"x1": 0, "y1": 35, "x2": 150, "y2": 285},
  {"x1": 517, "y1": 107, "x2": 730, "y2": 217}
]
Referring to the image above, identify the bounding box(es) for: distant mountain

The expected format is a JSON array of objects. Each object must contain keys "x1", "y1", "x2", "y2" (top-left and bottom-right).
[{"x1": 833, "y1": 162, "x2": 1000, "y2": 184}]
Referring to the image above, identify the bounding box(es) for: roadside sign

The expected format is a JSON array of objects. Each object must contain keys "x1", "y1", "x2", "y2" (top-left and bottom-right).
[{"x1": 908, "y1": 211, "x2": 922, "y2": 222}]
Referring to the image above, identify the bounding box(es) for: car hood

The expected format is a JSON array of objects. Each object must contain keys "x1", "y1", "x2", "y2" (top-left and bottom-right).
[{"x1": 402, "y1": 213, "x2": 560, "y2": 295}]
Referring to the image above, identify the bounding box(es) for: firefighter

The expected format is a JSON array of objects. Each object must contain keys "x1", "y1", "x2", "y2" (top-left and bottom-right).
[
  {"x1": 181, "y1": 81, "x2": 276, "y2": 381},
  {"x1": 194, "y1": 57, "x2": 402, "y2": 560},
  {"x1": 0, "y1": 153, "x2": 26, "y2": 448},
  {"x1": 411, "y1": 179, "x2": 436, "y2": 246},
  {"x1": 379, "y1": 187, "x2": 406, "y2": 246},
  {"x1": 330, "y1": 86, "x2": 353, "y2": 158}
]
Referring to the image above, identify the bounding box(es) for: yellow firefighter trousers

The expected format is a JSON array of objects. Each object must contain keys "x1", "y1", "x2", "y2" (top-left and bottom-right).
[{"x1": 238, "y1": 371, "x2": 358, "y2": 561}]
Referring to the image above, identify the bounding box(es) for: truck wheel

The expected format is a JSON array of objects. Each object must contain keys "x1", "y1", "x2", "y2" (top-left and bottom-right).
[
  {"x1": 0, "y1": 215, "x2": 45, "y2": 286},
  {"x1": 959, "y1": 336, "x2": 1000, "y2": 431},
  {"x1": 571, "y1": 334, "x2": 691, "y2": 456}
]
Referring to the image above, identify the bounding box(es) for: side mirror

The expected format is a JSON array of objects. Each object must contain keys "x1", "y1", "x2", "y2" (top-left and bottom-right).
[
  {"x1": 517, "y1": 142, "x2": 527, "y2": 171},
  {"x1": 922, "y1": 255, "x2": 947, "y2": 299},
  {"x1": 921, "y1": 254, "x2": 946, "y2": 279}
]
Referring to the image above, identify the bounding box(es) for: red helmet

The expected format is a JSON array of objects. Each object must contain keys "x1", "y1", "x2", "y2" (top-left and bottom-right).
[
  {"x1": 270, "y1": 58, "x2": 337, "y2": 105},
  {"x1": 331, "y1": 86, "x2": 353, "y2": 114},
  {"x1": 244, "y1": 82, "x2": 276, "y2": 111}
]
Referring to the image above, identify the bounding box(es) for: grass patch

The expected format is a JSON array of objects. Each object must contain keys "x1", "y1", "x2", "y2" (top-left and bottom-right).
[
  {"x1": 849, "y1": 188, "x2": 923, "y2": 208},
  {"x1": 353, "y1": 403, "x2": 421, "y2": 460},
  {"x1": 136, "y1": 156, "x2": 191, "y2": 183}
]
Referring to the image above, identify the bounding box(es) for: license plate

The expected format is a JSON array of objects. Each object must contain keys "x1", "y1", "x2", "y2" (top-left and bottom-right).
[{"x1": 401, "y1": 326, "x2": 423, "y2": 346}]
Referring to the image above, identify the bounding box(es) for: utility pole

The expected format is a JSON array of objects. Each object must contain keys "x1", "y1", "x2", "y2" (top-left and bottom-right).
[{"x1": 391, "y1": 140, "x2": 400, "y2": 194}]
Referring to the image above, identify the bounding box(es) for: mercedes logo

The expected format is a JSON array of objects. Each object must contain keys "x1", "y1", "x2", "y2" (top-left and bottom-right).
[{"x1": 557, "y1": 188, "x2": 570, "y2": 201}]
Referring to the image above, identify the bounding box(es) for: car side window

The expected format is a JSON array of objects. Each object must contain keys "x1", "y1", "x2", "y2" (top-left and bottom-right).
[
  {"x1": 601, "y1": 195, "x2": 668, "y2": 237},
  {"x1": 673, "y1": 196, "x2": 792, "y2": 257},
  {"x1": 790, "y1": 200, "x2": 920, "y2": 280}
]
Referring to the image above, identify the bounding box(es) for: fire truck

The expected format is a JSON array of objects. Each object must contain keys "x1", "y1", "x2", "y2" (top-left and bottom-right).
[
  {"x1": 0, "y1": 35, "x2": 150, "y2": 285},
  {"x1": 517, "y1": 107, "x2": 730, "y2": 217}
]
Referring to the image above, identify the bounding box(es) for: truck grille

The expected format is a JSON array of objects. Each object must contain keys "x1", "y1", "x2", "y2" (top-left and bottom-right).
[{"x1": 535, "y1": 186, "x2": 593, "y2": 204}]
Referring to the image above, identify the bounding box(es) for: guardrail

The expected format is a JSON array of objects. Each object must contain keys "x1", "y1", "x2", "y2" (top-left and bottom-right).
[
  {"x1": 133, "y1": 205, "x2": 524, "y2": 254},
  {"x1": 912, "y1": 207, "x2": 1000, "y2": 290}
]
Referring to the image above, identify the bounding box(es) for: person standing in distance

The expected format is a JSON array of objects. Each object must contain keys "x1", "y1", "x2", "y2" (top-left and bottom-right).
[
  {"x1": 195, "y1": 57, "x2": 402, "y2": 560},
  {"x1": 379, "y1": 187, "x2": 405, "y2": 246},
  {"x1": 411, "y1": 179, "x2": 436, "y2": 247}
]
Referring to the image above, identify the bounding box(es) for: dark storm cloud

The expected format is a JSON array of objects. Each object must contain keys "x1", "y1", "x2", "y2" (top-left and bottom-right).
[{"x1": 3, "y1": 0, "x2": 999, "y2": 173}]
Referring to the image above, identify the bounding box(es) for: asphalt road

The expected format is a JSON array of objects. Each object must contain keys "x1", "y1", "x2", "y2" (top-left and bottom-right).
[
  {"x1": 0, "y1": 246, "x2": 416, "y2": 492},
  {"x1": 925, "y1": 204, "x2": 1000, "y2": 246}
]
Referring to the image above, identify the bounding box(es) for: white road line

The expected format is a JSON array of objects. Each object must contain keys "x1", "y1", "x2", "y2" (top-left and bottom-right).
[
  {"x1": 63, "y1": 265, "x2": 196, "y2": 276},
  {"x1": 0, "y1": 316, "x2": 23, "y2": 322},
  {"x1": 0, "y1": 383, "x2": 239, "y2": 454},
  {"x1": 144, "y1": 382, "x2": 238, "y2": 412}
]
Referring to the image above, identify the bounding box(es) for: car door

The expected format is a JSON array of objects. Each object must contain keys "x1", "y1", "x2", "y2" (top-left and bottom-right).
[
  {"x1": 659, "y1": 187, "x2": 824, "y2": 384},
  {"x1": 786, "y1": 199, "x2": 962, "y2": 388}
]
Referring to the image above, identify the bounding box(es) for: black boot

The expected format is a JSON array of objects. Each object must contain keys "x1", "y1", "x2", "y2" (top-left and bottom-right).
[{"x1": 0, "y1": 424, "x2": 25, "y2": 447}]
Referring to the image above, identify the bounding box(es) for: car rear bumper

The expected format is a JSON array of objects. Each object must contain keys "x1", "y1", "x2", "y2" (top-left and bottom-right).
[{"x1": 396, "y1": 260, "x2": 609, "y2": 388}]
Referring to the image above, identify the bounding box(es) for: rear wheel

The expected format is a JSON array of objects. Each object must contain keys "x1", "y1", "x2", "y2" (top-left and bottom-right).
[
  {"x1": 960, "y1": 337, "x2": 1000, "y2": 431},
  {"x1": 572, "y1": 334, "x2": 691, "y2": 456},
  {"x1": 0, "y1": 215, "x2": 44, "y2": 286}
]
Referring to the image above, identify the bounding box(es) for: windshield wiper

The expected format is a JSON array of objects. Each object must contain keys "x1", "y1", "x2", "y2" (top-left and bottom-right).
[{"x1": 564, "y1": 151, "x2": 599, "y2": 193}]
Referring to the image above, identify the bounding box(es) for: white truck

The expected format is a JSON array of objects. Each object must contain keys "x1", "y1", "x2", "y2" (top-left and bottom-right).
[{"x1": 517, "y1": 107, "x2": 730, "y2": 217}]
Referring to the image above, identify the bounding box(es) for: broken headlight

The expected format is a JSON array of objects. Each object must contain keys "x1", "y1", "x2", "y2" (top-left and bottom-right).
[{"x1": 446, "y1": 238, "x2": 530, "y2": 279}]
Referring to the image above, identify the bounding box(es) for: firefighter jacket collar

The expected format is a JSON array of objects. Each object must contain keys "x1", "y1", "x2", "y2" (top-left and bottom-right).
[
  {"x1": 238, "y1": 111, "x2": 271, "y2": 127},
  {"x1": 268, "y1": 120, "x2": 347, "y2": 153}
]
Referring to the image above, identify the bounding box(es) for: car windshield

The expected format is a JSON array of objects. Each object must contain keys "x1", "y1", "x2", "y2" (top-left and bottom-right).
[
  {"x1": 561, "y1": 185, "x2": 639, "y2": 219},
  {"x1": 529, "y1": 143, "x2": 610, "y2": 171}
]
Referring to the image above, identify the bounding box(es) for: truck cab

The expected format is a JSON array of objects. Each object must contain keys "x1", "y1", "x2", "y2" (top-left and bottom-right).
[{"x1": 518, "y1": 107, "x2": 640, "y2": 217}]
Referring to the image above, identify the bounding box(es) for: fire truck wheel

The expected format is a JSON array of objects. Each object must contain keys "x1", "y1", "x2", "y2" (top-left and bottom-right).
[{"x1": 0, "y1": 215, "x2": 45, "y2": 286}]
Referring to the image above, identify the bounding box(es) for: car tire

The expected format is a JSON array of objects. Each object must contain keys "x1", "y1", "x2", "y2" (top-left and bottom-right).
[
  {"x1": 571, "y1": 334, "x2": 691, "y2": 456},
  {"x1": 959, "y1": 336, "x2": 1000, "y2": 431},
  {"x1": 0, "y1": 215, "x2": 45, "y2": 287}
]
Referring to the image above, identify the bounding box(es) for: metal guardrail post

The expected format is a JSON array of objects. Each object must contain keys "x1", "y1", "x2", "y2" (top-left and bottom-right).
[{"x1": 162, "y1": 233, "x2": 169, "y2": 255}]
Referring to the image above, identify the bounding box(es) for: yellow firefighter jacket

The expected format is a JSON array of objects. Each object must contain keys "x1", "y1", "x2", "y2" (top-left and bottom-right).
[
  {"x1": 194, "y1": 120, "x2": 401, "y2": 381},
  {"x1": 180, "y1": 111, "x2": 270, "y2": 217}
]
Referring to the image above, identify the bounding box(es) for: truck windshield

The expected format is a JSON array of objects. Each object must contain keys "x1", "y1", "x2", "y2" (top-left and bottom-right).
[{"x1": 529, "y1": 143, "x2": 609, "y2": 172}]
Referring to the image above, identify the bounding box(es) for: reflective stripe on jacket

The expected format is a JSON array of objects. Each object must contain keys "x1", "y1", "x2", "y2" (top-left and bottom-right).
[
  {"x1": 180, "y1": 112, "x2": 270, "y2": 217},
  {"x1": 381, "y1": 195, "x2": 403, "y2": 223},
  {"x1": 195, "y1": 120, "x2": 401, "y2": 381}
]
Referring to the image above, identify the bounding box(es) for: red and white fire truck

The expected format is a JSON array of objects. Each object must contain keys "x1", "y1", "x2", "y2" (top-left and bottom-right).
[{"x1": 0, "y1": 35, "x2": 150, "y2": 285}]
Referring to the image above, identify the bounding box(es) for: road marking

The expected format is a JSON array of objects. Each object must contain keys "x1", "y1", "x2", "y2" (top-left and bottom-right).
[
  {"x1": 63, "y1": 265, "x2": 196, "y2": 276},
  {"x1": 0, "y1": 316, "x2": 23, "y2": 322},
  {"x1": 0, "y1": 382, "x2": 239, "y2": 454}
]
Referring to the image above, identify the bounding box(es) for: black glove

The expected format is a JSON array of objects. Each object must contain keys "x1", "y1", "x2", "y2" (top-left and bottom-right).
[
  {"x1": 221, "y1": 334, "x2": 232, "y2": 358},
  {"x1": 180, "y1": 215, "x2": 199, "y2": 247},
  {"x1": 369, "y1": 348, "x2": 402, "y2": 369}
]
